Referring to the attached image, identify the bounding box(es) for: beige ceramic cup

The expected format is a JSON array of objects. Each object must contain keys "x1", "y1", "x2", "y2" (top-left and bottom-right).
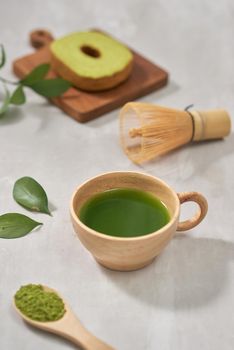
[{"x1": 70, "y1": 172, "x2": 208, "y2": 271}]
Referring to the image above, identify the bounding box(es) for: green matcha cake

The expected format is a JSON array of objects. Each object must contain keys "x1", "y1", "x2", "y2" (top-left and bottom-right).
[{"x1": 50, "y1": 31, "x2": 133, "y2": 91}]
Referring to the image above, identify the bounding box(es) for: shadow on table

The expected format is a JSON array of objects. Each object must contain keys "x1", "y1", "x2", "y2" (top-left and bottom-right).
[
  {"x1": 0, "y1": 107, "x2": 24, "y2": 126},
  {"x1": 24, "y1": 322, "x2": 79, "y2": 349},
  {"x1": 88, "y1": 79, "x2": 179, "y2": 129},
  {"x1": 138, "y1": 79, "x2": 179, "y2": 104},
  {"x1": 139, "y1": 129, "x2": 234, "y2": 182},
  {"x1": 180, "y1": 132, "x2": 234, "y2": 179},
  {"x1": 100, "y1": 236, "x2": 234, "y2": 310}
]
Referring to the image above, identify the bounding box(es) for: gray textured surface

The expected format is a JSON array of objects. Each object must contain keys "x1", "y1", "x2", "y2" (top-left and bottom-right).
[{"x1": 0, "y1": 1, "x2": 234, "y2": 349}]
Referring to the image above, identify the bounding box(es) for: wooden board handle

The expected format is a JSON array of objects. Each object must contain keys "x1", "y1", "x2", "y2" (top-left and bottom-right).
[
  {"x1": 30, "y1": 29, "x2": 54, "y2": 49},
  {"x1": 177, "y1": 191, "x2": 208, "y2": 231}
]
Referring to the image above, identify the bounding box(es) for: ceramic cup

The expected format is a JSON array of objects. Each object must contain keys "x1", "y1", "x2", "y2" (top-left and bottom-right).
[{"x1": 70, "y1": 172, "x2": 208, "y2": 271}]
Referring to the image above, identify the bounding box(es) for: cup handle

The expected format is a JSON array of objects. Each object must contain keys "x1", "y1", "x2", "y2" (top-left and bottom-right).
[{"x1": 177, "y1": 192, "x2": 208, "y2": 232}]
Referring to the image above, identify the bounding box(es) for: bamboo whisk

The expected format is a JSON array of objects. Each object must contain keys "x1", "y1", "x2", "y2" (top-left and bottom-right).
[{"x1": 119, "y1": 102, "x2": 231, "y2": 164}]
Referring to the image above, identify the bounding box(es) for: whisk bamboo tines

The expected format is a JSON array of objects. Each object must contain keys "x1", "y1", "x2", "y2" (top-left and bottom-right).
[{"x1": 119, "y1": 102, "x2": 231, "y2": 164}]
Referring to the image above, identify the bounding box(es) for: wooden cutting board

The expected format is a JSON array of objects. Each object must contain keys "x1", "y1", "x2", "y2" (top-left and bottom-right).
[{"x1": 13, "y1": 29, "x2": 168, "y2": 123}]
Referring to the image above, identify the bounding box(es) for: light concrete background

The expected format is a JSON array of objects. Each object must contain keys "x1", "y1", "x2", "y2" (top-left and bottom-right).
[{"x1": 0, "y1": 0, "x2": 233, "y2": 349}]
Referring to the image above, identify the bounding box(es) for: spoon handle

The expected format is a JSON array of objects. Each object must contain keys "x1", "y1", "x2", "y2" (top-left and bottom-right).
[
  {"x1": 57, "y1": 314, "x2": 115, "y2": 350},
  {"x1": 72, "y1": 328, "x2": 114, "y2": 350}
]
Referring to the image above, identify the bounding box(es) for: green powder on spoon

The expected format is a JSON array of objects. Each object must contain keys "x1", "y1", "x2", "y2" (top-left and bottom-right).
[{"x1": 14, "y1": 284, "x2": 65, "y2": 322}]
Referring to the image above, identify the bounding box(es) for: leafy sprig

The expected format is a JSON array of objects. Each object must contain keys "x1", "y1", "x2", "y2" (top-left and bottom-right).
[
  {"x1": 13, "y1": 176, "x2": 51, "y2": 215},
  {"x1": 0, "y1": 45, "x2": 71, "y2": 116},
  {"x1": 0, "y1": 177, "x2": 51, "y2": 239},
  {"x1": 0, "y1": 213, "x2": 42, "y2": 239}
]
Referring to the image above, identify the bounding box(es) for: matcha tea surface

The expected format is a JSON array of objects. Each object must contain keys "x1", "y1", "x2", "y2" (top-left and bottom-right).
[
  {"x1": 79, "y1": 188, "x2": 170, "y2": 237},
  {"x1": 50, "y1": 31, "x2": 133, "y2": 78}
]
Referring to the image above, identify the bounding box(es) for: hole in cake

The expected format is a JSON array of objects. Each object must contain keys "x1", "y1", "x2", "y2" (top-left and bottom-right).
[
  {"x1": 37, "y1": 30, "x2": 45, "y2": 36},
  {"x1": 80, "y1": 45, "x2": 101, "y2": 58}
]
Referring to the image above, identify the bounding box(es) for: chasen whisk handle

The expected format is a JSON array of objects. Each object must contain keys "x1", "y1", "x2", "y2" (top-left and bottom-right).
[
  {"x1": 190, "y1": 109, "x2": 231, "y2": 141},
  {"x1": 119, "y1": 102, "x2": 232, "y2": 164}
]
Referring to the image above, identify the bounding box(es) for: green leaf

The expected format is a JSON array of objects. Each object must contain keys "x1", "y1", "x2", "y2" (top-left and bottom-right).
[
  {"x1": 10, "y1": 85, "x2": 26, "y2": 105},
  {"x1": 13, "y1": 176, "x2": 51, "y2": 215},
  {"x1": 0, "y1": 85, "x2": 11, "y2": 116},
  {"x1": 29, "y1": 78, "x2": 71, "y2": 98},
  {"x1": 0, "y1": 44, "x2": 6, "y2": 69},
  {"x1": 0, "y1": 213, "x2": 42, "y2": 239},
  {"x1": 21, "y1": 63, "x2": 50, "y2": 86}
]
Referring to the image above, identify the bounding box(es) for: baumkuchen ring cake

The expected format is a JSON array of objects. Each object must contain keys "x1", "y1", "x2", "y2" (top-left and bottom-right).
[{"x1": 50, "y1": 31, "x2": 133, "y2": 91}]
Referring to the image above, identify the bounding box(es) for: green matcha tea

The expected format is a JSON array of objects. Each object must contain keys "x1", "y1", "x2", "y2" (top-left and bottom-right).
[{"x1": 79, "y1": 188, "x2": 170, "y2": 238}]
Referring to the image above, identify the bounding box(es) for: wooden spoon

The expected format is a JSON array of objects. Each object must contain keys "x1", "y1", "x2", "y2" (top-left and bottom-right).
[{"x1": 13, "y1": 285, "x2": 115, "y2": 350}]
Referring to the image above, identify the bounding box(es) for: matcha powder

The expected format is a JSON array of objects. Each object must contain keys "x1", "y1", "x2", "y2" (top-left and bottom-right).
[{"x1": 14, "y1": 284, "x2": 66, "y2": 322}]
